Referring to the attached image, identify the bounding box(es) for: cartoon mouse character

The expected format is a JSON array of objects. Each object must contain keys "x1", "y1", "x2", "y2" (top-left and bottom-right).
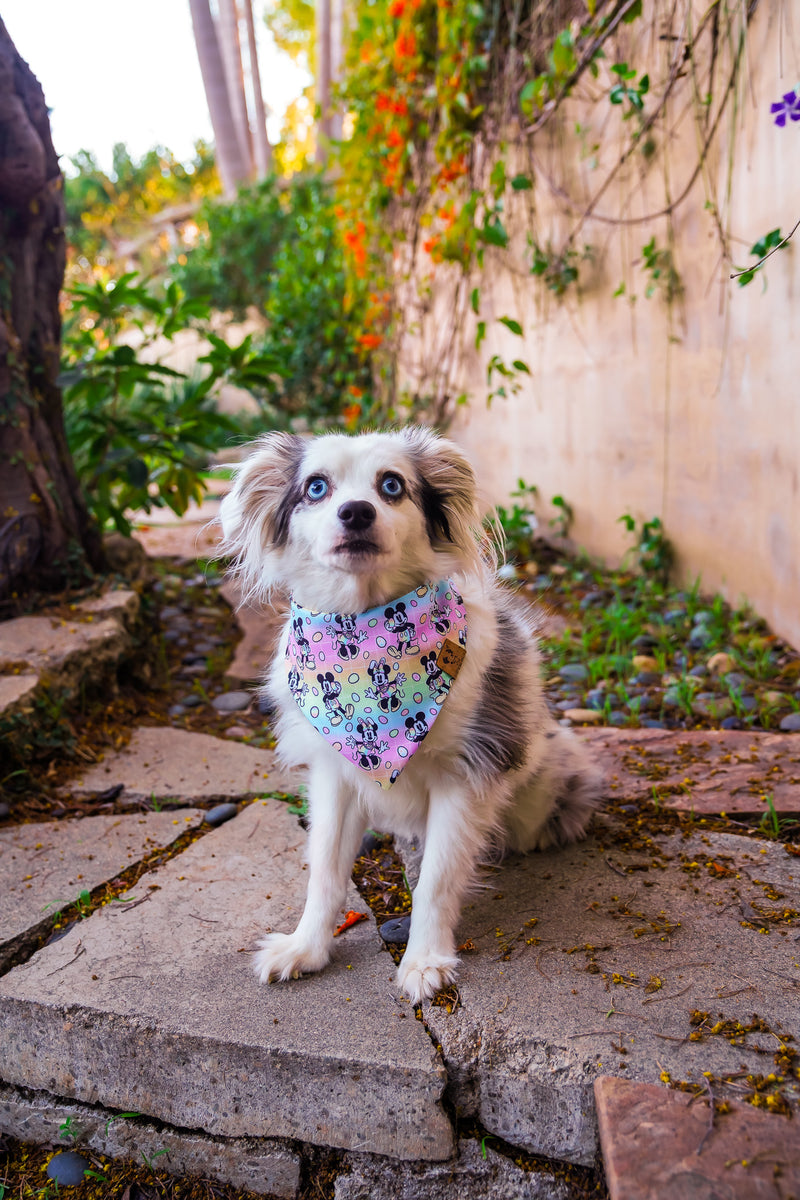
[
  {"x1": 365, "y1": 657, "x2": 406, "y2": 712},
  {"x1": 326, "y1": 612, "x2": 367, "y2": 660},
  {"x1": 316, "y1": 671, "x2": 355, "y2": 726},
  {"x1": 287, "y1": 666, "x2": 308, "y2": 708},
  {"x1": 346, "y1": 716, "x2": 388, "y2": 770},
  {"x1": 404, "y1": 711, "x2": 430, "y2": 743},
  {"x1": 420, "y1": 650, "x2": 451, "y2": 702},
  {"x1": 291, "y1": 617, "x2": 316, "y2": 669},
  {"x1": 430, "y1": 597, "x2": 451, "y2": 636},
  {"x1": 384, "y1": 602, "x2": 419, "y2": 658}
]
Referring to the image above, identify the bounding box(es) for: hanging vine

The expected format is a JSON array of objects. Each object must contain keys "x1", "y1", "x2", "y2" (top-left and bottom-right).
[{"x1": 329, "y1": 0, "x2": 795, "y2": 426}]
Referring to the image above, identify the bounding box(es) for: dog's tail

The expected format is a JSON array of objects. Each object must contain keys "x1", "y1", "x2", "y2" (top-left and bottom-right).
[{"x1": 502, "y1": 725, "x2": 604, "y2": 852}]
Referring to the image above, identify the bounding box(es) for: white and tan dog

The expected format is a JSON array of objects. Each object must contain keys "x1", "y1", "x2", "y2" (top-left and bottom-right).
[{"x1": 219, "y1": 427, "x2": 600, "y2": 1003}]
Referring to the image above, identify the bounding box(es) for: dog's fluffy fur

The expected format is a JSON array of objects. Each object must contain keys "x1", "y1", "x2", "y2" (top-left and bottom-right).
[{"x1": 219, "y1": 428, "x2": 601, "y2": 1003}]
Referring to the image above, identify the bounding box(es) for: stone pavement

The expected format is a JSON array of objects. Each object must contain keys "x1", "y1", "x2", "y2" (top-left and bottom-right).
[{"x1": 2, "y1": 499, "x2": 800, "y2": 1197}]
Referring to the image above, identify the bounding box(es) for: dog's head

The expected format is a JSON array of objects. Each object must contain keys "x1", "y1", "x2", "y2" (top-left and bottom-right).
[{"x1": 219, "y1": 428, "x2": 484, "y2": 611}]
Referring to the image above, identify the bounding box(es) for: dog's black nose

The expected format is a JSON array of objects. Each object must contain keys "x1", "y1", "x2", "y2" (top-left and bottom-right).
[{"x1": 337, "y1": 500, "x2": 376, "y2": 531}]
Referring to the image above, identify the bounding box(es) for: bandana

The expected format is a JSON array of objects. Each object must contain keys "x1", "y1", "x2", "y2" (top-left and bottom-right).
[{"x1": 286, "y1": 579, "x2": 467, "y2": 789}]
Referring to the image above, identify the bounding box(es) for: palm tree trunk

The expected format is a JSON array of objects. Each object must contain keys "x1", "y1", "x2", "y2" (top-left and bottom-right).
[
  {"x1": 241, "y1": 0, "x2": 272, "y2": 178},
  {"x1": 218, "y1": 0, "x2": 254, "y2": 180},
  {"x1": 189, "y1": 0, "x2": 250, "y2": 197},
  {"x1": 315, "y1": 0, "x2": 332, "y2": 162}
]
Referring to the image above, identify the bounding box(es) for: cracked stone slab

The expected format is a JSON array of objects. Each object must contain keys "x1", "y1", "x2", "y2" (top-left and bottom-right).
[
  {"x1": 0, "y1": 1082, "x2": 300, "y2": 1198},
  {"x1": 0, "y1": 811, "x2": 203, "y2": 972},
  {"x1": 578, "y1": 728, "x2": 800, "y2": 812},
  {"x1": 63, "y1": 726, "x2": 299, "y2": 804},
  {"x1": 0, "y1": 798, "x2": 454, "y2": 1162},
  {"x1": 0, "y1": 589, "x2": 140, "y2": 723},
  {"x1": 400, "y1": 826, "x2": 800, "y2": 1165},
  {"x1": 336, "y1": 1138, "x2": 573, "y2": 1199},
  {"x1": 595, "y1": 1074, "x2": 800, "y2": 1200}
]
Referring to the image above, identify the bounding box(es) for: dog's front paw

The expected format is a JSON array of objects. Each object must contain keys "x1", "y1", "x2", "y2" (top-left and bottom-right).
[
  {"x1": 396, "y1": 952, "x2": 460, "y2": 1004},
  {"x1": 253, "y1": 933, "x2": 330, "y2": 985}
]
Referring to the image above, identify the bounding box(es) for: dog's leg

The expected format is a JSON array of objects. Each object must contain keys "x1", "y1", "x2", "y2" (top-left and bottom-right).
[
  {"x1": 253, "y1": 769, "x2": 366, "y2": 984},
  {"x1": 396, "y1": 784, "x2": 493, "y2": 1004}
]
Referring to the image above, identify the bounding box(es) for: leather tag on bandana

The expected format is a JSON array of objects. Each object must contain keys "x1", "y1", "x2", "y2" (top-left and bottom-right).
[{"x1": 438, "y1": 638, "x2": 466, "y2": 679}]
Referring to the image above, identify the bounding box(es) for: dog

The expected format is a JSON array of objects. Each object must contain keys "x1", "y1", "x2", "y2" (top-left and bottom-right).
[{"x1": 219, "y1": 427, "x2": 601, "y2": 1003}]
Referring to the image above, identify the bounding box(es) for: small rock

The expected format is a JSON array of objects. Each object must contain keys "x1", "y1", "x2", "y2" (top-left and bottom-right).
[
  {"x1": 663, "y1": 609, "x2": 685, "y2": 625},
  {"x1": 559, "y1": 663, "x2": 589, "y2": 682},
  {"x1": 179, "y1": 663, "x2": 207, "y2": 675},
  {"x1": 738, "y1": 695, "x2": 758, "y2": 712},
  {"x1": 0, "y1": 801, "x2": 10, "y2": 820},
  {"x1": 257, "y1": 693, "x2": 276, "y2": 716},
  {"x1": 204, "y1": 803, "x2": 239, "y2": 827},
  {"x1": 211, "y1": 691, "x2": 253, "y2": 713},
  {"x1": 159, "y1": 605, "x2": 183, "y2": 621},
  {"x1": 662, "y1": 689, "x2": 682, "y2": 709},
  {"x1": 562, "y1": 708, "x2": 603, "y2": 724},
  {"x1": 693, "y1": 609, "x2": 714, "y2": 625},
  {"x1": 761, "y1": 690, "x2": 788, "y2": 707},
  {"x1": 46, "y1": 1151, "x2": 90, "y2": 1186},
  {"x1": 359, "y1": 830, "x2": 383, "y2": 857},
  {"x1": 223, "y1": 725, "x2": 250, "y2": 739},
  {"x1": 634, "y1": 671, "x2": 662, "y2": 686},
  {"x1": 640, "y1": 718, "x2": 665, "y2": 729},
  {"x1": 379, "y1": 915, "x2": 411, "y2": 945},
  {"x1": 688, "y1": 664, "x2": 709, "y2": 678},
  {"x1": 688, "y1": 627, "x2": 712, "y2": 650},
  {"x1": 691, "y1": 693, "x2": 733, "y2": 719},
  {"x1": 725, "y1": 672, "x2": 750, "y2": 690},
  {"x1": 608, "y1": 712, "x2": 627, "y2": 727},
  {"x1": 721, "y1": 716, "x2": 746, "y2": 730},
  {"x1": 779, "y1": 712, "x2": 800, "y2": 732},
  {"x1": 632, "y1": 655, "x2": 658, "y2": 672},
  {"x1": 168, "y1": 704, "x2": 186, "y2": 718},
  {"x1": 632, "y1": 634, "x2": 658, "y2": 651},
  {"x1": 585, "y1": 688, "x2": 619, "y2": 711},
  {"x1": 707, "y1": 651, "x2": 736, "y2": 677},
  {"x1": 179, "y1": 694, "x2": 204, "y2": 708},
  {"x1": 673, "y1": 653, "x2": 688, "y2": 670}
]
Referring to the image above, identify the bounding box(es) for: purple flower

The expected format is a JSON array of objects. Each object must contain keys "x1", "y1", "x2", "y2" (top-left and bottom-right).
[{"x1": 770, "y1": 90, "x2": 800, "y2": 127}]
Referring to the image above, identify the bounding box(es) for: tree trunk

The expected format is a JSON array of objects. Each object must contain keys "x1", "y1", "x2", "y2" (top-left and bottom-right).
[
  {"x1": 189, "y1": 0, "x2": 250, "y2": 198},
  {"x1": 218, "y1": 0, "x2": 254, "y2": 180},
  {"x1": 0, "y1": 18, "x2": 104, "y2": 611},
  {"x1": 315, "y1": 0, "x2": 332, "y2": 163},
  {"x1": 241, "y1": 0, "x2": 272, "y2": 178}
]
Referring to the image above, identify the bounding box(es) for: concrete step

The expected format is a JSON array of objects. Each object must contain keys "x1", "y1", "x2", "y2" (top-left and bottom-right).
[
  {"x1": 398, "y1": 818, "x2": 800, "y2": 1165},
  {"x1": 0, "y1": 809, "x2": 203, "y2": 971},
  {"x1": 0, "y1": 798, "x2": 454, "y2": 1162}
]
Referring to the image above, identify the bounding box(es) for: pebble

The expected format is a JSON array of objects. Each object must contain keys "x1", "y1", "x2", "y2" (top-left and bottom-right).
[
  {"x1": 721, "y1": 716, "x2": 746, "y2": 730},
  {"x1": 738, "y1": 695, "x2": 758, "y2": 712},
  {"x1": 159, "y1": 605, "x2": 183, "y2": 620},
  {"x1": 0, "y1": 801, "x2": 10, "y2": 820},
  {"x1": 359, "y1": 830, "x2": 383, "y2": 857},
  {"x1": 168, "y1": 704, "x2": 186, "y2": 718},
  {"x1": 559, "y1": 663, "x2": 589, "y2": 682},
  {"x1": 688, "y1": 627, "x2": 712, "y2": 649},
  {"x1": 640, "y1": 718, "x2": 666, "y2": 729},
  {"x1": 663, "y1": 609, "x2": 685, "y2": 625},
  {"x1": 204, "y1": 803, "x2": 239, "y2": 827},
  {"x1": 632, "y1": 655, "x2": 658, "y2": 672},
  {"x1": 707, "y1": 651, "x2": 736, "y2": 677},
  {"x1": 662, "y1": 688, "x2": 681, "y2": 709},
  {"x1": 688, "y1": 664, "x2": 709, "y2": 678},
  {"x1": 632, "y1": 634, "x2": 658, "y2": 651},
  {"x1": 585, "y1": 689, "x2": 620, "y2": 711},
  {"x1": 692, "y1": 693, "x2": 733, "y2": 719},
  {"x1": 223, "y1": 725, "x2": 250, "y2": 739},
  {"x1": 562, "y1": 708, "x2": 603, "y2": 724},
  {"x1": 634, "y1": 671, "x2": 662, "y2": 686},
  {"x1": 779, "y1": 712, "x2": 800, "y2": 732},
  {"x1": 379, "y1": 915, "x2": 411, "y2": 945},
  {"x1": 179, "y1": 694, "x2": 204, "y2": 708},
  {"x1": 725, "y1": 672, "x2": 750, "y2": 690},
  {"x1": 761, "y1": 690, "x2": 788, "y2": 707},
  {"x1": 257, "y1": 694, "x2": 276, "y2": 716},
  {"x1": 211, "y1": 691, "x2": 253, "y2": 712},
  {"x1": 607, "y1": 712, "x2": 627, "y2": 726},
  {"x1": 46, "y1": 1151, "x2": 90, "y2": 1186},
  {"x1": 693, "y1": 609, "x2": 714, "y2": 624}
]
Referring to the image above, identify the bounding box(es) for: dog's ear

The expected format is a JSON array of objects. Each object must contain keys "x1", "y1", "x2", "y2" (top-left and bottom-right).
[
  {"x1": 218, "y1": 433, "x2": 306, "y2": 599},
  {"x1": 400, "y1": 428, "x2": 484, "y2": 568}
]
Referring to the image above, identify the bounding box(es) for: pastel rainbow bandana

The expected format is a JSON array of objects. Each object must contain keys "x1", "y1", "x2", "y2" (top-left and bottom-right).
[{"x1": 286, "y1": 579, "x2": 468, "y2": 789}]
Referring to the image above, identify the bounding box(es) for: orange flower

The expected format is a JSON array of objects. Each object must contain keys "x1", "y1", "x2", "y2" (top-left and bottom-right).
[
  {"x1": 394, "y1": 29, "x2": 417, "y2": 63},
  {"x1": 348, "y1": 384, "x2": 364, "y2": 398},
  {"x1": 386, "y1": 127, "x2": 404, "y2": 148},
  {"x1": 357, "y1": 333, "x2": 383, "y2": 350},
  {"x1": 389, "y1": 0, "x2": 406, "y2": 15}
]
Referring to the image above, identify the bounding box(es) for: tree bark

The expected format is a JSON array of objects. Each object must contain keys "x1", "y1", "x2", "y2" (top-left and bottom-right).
[
  {"x1": 189, "y1": 0, "x2": 251, "y2": 198},
  {"x1": 218, "y1": 0, "x2": 254, "y2": 180},
  {"x1": 242, "y1": 0, "x2": 272, "y2": 178},
  {"x1": 0, "y1": 18, "x2": 104, "y2": 611},
  {"x1": 315, "y1": 0, "x2": 332, "y2": 163}
]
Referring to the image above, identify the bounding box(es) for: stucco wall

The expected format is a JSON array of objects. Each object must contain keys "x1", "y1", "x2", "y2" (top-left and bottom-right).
[{"x1": 406, "y1": 5, "x2": 799, "y2": 646}]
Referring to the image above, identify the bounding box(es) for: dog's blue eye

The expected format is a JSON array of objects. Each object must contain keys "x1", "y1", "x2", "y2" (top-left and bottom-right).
[
  {"x1": 306, "y1": 477, "x2": 328, "y2": 500},
  {"x1": 380, "y1": 474, "x2": 404, "y2": 499}
]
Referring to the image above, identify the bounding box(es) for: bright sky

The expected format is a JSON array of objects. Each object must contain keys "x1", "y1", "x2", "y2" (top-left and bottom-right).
[{"x1": 2, "y1": 0, "x2": 309, "y2": 174}]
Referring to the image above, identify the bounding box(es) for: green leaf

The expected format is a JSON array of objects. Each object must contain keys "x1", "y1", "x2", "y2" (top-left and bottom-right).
[
  {"x1": 511, "y1": 174, "x2": 533, "y2": 190},
  {"x1": 611, "y1": 62, "x2": 635, "y2": 78},
  {"x1": 512, "y1": 360, "x2": 531, "y2": 373},
  {"x1": 551, "y1": 31, "x2": 577, "y2": 77},
  {"x1": 475, "y1": 321, "x2": 486, "y2": 349},
  {"x1": 471, "y1": 287, "x2": 481, "y2": 314},
  {"x1": 750, "y1": 228, "x2": 782, "y2": 258},
  {"x1": 622, "y1": 0, "x2": 642, "y2": 21},
  {"x1": 499, "y1": 316, "x2": 523, "y2": 336},
  {"x1": 489, "y1": 159, "x2": 506, "y2": 198}
]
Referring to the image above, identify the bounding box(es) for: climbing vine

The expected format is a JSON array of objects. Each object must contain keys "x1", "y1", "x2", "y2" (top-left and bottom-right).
[{"x1": 329, "y1": 0, "x2": 789, "y2": 423}]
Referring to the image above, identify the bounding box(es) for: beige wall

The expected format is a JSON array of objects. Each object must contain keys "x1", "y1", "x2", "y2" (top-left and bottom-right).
[{"x1": 405, "y1": 6, "x2": 800, "y2": 646}]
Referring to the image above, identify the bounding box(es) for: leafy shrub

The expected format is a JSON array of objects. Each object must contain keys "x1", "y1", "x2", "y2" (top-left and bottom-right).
[
  {"x1": 173, "y1": 173, "x2": 376, "y2": 429},
  {"x1": 62, "y1": 274, "x2": 238, "y2": 535}
]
